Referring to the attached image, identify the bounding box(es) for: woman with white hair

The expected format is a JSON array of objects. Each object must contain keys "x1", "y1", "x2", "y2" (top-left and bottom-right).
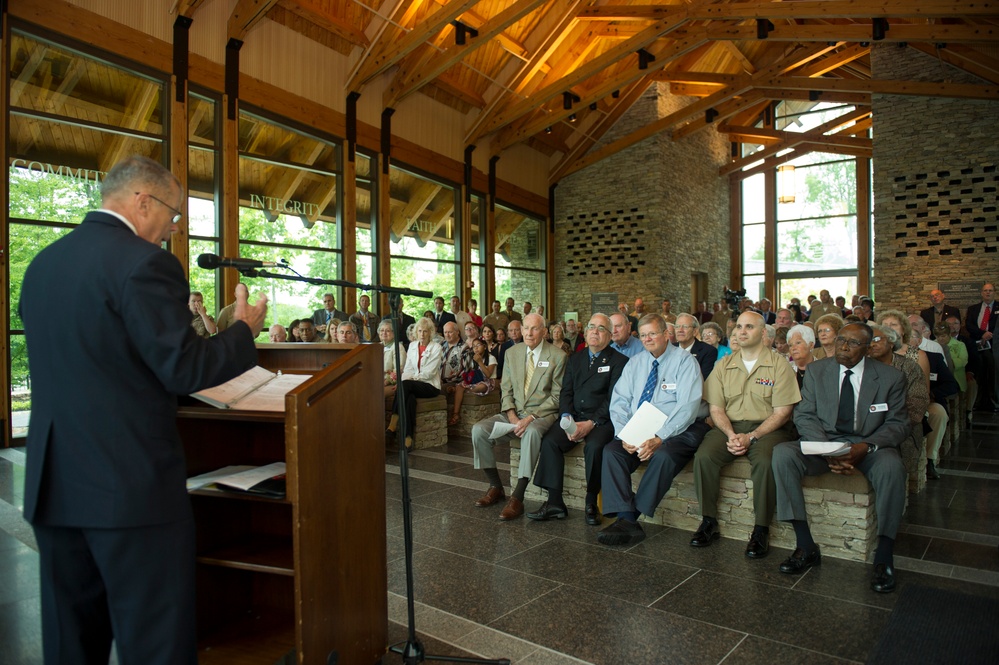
[
  {"x1": 387, "y1": 316, "x2": 443, "y2": 448},
  {"x1": 379, "y1": 319, "x2": 407, "y2": 399},
  {"x1": 786, "y1": 324, "x2": 815, "y2": 389}
]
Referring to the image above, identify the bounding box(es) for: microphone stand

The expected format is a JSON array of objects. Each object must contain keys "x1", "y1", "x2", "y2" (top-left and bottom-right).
[{"x1": 216, "y1": 265, "x2": 508, "y2": 665}]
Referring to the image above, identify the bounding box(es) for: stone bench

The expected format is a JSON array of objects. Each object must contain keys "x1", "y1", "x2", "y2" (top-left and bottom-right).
[
  {"x1": 384, "y1": 394, "x2": 449, "y2": 450},
  {"x1": 511, "y1": 442, "x2": 877, "y2": 563},
  {"x1": 445, "y1": 390, "x2": 502, "y2": 440}
]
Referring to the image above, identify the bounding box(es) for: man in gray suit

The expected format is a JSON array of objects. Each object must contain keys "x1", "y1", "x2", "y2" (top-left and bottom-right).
[
  {"x1": 471, "y1": 313, "x2": 566, "y2": 520},
  {"x1": 772, "y1": 323, "x2": 909, "y2": 593}
]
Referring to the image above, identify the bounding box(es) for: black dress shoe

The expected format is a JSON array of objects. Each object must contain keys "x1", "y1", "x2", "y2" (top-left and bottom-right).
[
  {"x1": 779, "y1": 546, "x2": 821, "y2": 574},
  {"x1": 690, "y1": 519, "x2": 720, "y2": 547},
  {"x1": 871, "y1": 563, "x2": 896, "y2": 593},
  {"x1": 597, "y1": 518, "x2": 645, "y2": 546},
  {"x1": 585, "y1": 503, "x2": 601, "y2": 526},
  {"x1": 526, "y1": 501, "x2": 568, "y2": 521},
  {"x1": 745, "y1": 528, "x2": 770, "y2": 559},
  {"x1": 926, "y1": 460, "x2": 941, "y2": 480}
]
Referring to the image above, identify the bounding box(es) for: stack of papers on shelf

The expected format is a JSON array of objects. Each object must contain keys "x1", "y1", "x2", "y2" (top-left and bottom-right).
[{"x1": 187, "y1": 462, "x2": 287, "y2": 498}]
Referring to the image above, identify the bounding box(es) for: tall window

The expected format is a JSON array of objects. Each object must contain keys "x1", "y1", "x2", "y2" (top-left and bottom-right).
[
  {"x1": 188, "y1": 91, "x2": 221, "y2": 315},
  {"x1": 388, "y1": 166, "x2": 460, "y2": 316},
  {"x1": 494, "y1": 204, "x2": 545, "y2": 311},
  {"x1": 237, "y1": 110, "x2": 341, "y2": 337},
  {"x1": 6, "y1": 30, "x2": 168, "y2": 435}
]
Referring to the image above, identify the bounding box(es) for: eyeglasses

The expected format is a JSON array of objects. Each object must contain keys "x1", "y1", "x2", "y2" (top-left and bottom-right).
[
  {"x1": 585, "y1": 324, "x2": 610, "y2": 333},
  {"x1": 639, "y1": 331, "x2": 662, "y2": 341},
  {"x1": 817, "y1": 328, "x2": 835, "y2": 334},
  {"x1": 137, "y1": 192, "x2": 182, "y2": 223},
  {"x1": 835, "y1": 335, "x2": 867, "y2": 349}
]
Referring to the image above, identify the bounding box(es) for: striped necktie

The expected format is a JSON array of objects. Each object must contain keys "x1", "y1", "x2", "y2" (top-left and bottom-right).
[
  {"x1": 638, "y1": 359, "x2": 659, "y2": 406},
  {"x1": 525, "y1": 349, "x2": 535, "y2": 393}
]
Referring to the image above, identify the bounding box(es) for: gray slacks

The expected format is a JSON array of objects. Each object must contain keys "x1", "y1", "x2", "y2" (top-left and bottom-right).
[{"x1": 472, "y1": 413, "x2": 557, "y2": 480}]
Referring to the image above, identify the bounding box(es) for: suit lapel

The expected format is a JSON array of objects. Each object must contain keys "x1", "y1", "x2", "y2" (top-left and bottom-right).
[
  {"x1": 855, "y1": 362, "x2": 879, "y2": 433},
  {"x1": 526, "y1": 343, "x2": 548, "y2": 397}
]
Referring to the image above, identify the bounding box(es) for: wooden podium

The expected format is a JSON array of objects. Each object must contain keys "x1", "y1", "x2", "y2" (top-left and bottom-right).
[{"x1": 177, "y1": 343, "x2": 387, "y2": 665}]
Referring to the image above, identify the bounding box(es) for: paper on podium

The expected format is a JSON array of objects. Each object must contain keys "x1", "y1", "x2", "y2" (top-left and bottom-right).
[
  {"x1": 490, "y1": 421, "x2": 518, "y2": 440},
  {"x1": 618, "y1": 401, "x2": 668, "y2": 448},
  {"x1": 801, "y1": 441, "x2": 852, "y2": 457}
]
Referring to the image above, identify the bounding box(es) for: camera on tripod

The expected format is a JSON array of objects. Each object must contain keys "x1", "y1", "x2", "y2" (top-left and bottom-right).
[{"x1": 722, "y1": 287, "x2": 746, "y2": 316}]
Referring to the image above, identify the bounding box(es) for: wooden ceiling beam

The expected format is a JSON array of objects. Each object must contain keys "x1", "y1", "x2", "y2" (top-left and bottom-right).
[
  {"x1": 474, "y1": 11, "x2": 694, "y2": 139},
  {"x1": 704, "y1": 22, "x2": 999, "y2": 44},
  {"x1": 721, "y1": 40, "x2": 756, "y2": 74},
  {"x1": 576, "y1": 5, "x2": 687, "y2": 21},
  {"x1": 795, "y1": 44, "x2": 869, "y2": 78},
  {"x1": 909, "y1": 43, "x2": 999, "y2": 84},
  {"x1": 391, "y1": 181, "x2": 442, "y2": 238},
  {"x1": 227, "y1": 0, "x2": 280, "y2": 42},
  {"x1": 347, "y1": 0, "x2": 484, "y2": 91},
  {"x1": 98, "y1": 80, "x2": 160, "y2": 172},
  {"x1": 278, "y1": 0, "x2": 370, "y2": 47},
  {"x1": 719, "y1": 128, "x2": 872, "y2": 176},
  {"x1": 758, "y1": 76, "x2": 999, "y2": 100},
  {"x1": 491, "y1": 29, "x2": 710, "y2": 151},
  {"x1": 464, "y1": 0, "x2": 586, "y2": 144},
  {"x1": 430, "y1": 76, "x2": 487, "y2": 107},
  {"x1": 385, "y1": 0, "x2": 547, "y2": 107},
  {"x1": 692, "y1": 2, "x2": 999, "y2": 21},
  {"x1": 175, "y1": 0, "x2": 209, "y2": 18}
]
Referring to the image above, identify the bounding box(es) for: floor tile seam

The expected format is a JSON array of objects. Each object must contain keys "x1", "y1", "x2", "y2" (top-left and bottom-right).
[
  {"x1": 409, "y1": 450, "x2": 478, "y2": 465},
  {"x1": 719, "y1": 634, "x2": 865, "y2": 665},
  {"x1": 388, "y1": 590, "x2": 592, "y2": 663},
  {"x1": 715, "y1": 633, "x2": 750, "y2": 665},
  {"x1": 899, "y1": 523, "x2": 999, "y2": 544},
  {"x1": 483, "y1": 583, "x2": 567, "y2": 631},
  {"x1": 943, "y1": 456, "x2": 999, "y2": 466},
  {"x1": 938, "y1": 469, "x2": 999, "y2": 480},
  {"x1": 420, "y1": 544, "x2": 570, "y2": 588},
  {"x1": 488, "y1": 534, "x2": 559, "y2": 566},
  {"x1": 385, "y1": 465, "x2": 494, "y2": 491},
  {"x1": 948, "y1": 563, "x2": 999, "y2": 587},
  {"x1": 893, "y1": 555, "x2": 956, "y2": 578},
  {"x1": 646, "y1": 566, "x2": 702, "y2": 608}
]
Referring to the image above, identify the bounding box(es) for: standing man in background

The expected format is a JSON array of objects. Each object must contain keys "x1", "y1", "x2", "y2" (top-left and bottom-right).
[{"x1": 20, "y1": 155, "x2": 268, "y2": 665}]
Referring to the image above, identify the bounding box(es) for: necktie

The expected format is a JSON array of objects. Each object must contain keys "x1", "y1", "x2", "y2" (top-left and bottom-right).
[
  {"x1": 326, "y1": 312, "x2": 331, "y2": 323},
  {"x1": 589, "y1": 353, "x2": 596, "y2": 369},
  {"x1": 982, "y1": 305, "x2": 991, "y2": 331},
  {"x1": 525, "y1": 349, "x2": 535, "y2": 393},
  {"x1": 638, "y1": 359, "x2": 659, "y2": 406},
  {"x1": 362, "y1": 319, "x2": 371, "y2": 341},
  {"x1": 836, "y1": 369, "x2": 855, "y2": 434}
]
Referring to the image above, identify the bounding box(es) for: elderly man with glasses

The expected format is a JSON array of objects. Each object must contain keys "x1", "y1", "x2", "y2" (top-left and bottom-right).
[
  {"x1": 526, "y1": 314, "x2": 628, "y2": 526},
  {"x1": 672, "y1": 313, "x2": 718, "y2": 380}
]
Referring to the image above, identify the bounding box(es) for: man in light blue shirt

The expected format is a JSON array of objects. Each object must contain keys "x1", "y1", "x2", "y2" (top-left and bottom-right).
[
  {"x1": 599, "y1": 314, "x2": 709, "y2": 545},
  {"x1": 609, "y1": 312, "x2": 643, "y2": 358}
]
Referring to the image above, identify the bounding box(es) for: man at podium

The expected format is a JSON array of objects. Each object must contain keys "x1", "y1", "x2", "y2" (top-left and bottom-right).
[{"x1": 19, "y1": 155, "x2": 268, "y2": 665}]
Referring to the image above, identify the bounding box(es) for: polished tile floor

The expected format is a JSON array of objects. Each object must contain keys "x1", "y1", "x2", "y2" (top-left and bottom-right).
[{"x1": 2, "y1": 412, "x2": 998, "y2": 664}]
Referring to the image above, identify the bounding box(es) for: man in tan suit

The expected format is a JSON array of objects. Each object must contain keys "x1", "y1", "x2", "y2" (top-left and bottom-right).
[{"x1": 471, "y1": 313, "x2": 566, "y2": 520}]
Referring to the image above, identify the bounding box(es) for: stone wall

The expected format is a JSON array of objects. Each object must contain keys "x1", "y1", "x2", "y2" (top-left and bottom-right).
[
  {"x1": 553, "y1": 82, "x2": 731, "y2": 321},
  {"x1": 871, "y1": 44, "x2": 999, "y2": 313}
]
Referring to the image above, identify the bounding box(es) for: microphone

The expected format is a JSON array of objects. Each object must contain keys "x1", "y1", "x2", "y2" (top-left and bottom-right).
[{"x1": 197, "y1": 253, "x2": 282, "y2": 270}]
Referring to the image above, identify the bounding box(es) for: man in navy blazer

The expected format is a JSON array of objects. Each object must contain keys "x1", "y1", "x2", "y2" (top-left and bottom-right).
[
  {"x1": 20, "y1": 156, "x2": 267, "y2": 665},
  {"x1": 772, "y1": 323, "x2": 908, "y2": 593},
  {"x1": 672, "y1": 313, "x2": 719, "y2": 380},
  {"x1": 527, "y1": 313, "x2": 628, "y2": 525}
]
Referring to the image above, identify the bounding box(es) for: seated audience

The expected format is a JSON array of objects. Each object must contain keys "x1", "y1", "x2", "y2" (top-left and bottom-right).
[
  {"x1": 774, "y1": 327, "x2": 790, "y2": 358},
  {"x1": 297, "y1": 320, "x2": 319, "y2": 343},
  {"x1": 439, "y1": 322, "x2": 466, "y2": 392},
  {"x1": 609, "y1": 312, "x2": 643, "y2": 357},
  {"x1": 336, "y1": 321, "x2": 359, "y2": 344},
  {"x1": 673, "y1": 313, "x2": 718, "y2": 380},
  {"x1": 945, "y1": 315, "x2": 979, "y2": 426},
  {"x1": 483, "y1": 300, "x2": 510, "y2": 332},
  {"x1": 463, "y1": 321, "x2": 480, "y2": 344},
  {"x1": 868, "y1": 324, "x2": 930, "y2": 487},
  {"x1": 481, "y1": 323, "x2": 501, "y2": 360},
  {"x1": 787, "y1": 324, "x2": 815, "y2": 389},
  {"x1": 288, "y1": 318, "x2": 302, "y2": 342},
  {"x1": 379, "y1": 319, "x2": 407, "y2": 399},
  {"x1": 349, "y1": 294, "x2": 379, "y2": 342},
  {"x1": 448, "y1": 338, "x2": 497, "y2": 425},
  {"x1": 813, "y1": 314, "x2": 843, "y2": 359},
  {"x1": 772, "y1": 323, "x2": 908, "y2": 594},
  {"x1": 312, "y1": 292, "x2": 349, "y2": 333},
  {"x1": 471, "y1": 314, "x2": 565, "y2": 520},
  {"x1": 387, "y1": 317, "x2": 443, "y2": 448},
  {"x1": 268, "y1": 324, "x2": 287, "y2": 343},
  {"x1": 189, "y1": 291, "x2": 217, "y2": 338},
  {"x1": 700, "y1": 322, "x2": 731, "y2": 358},
  {"x1": 550, "y1": 322, "x2": 572, "y2": 354},
  {"x1": 466, "y1": 298, "x2": 483, "y2": 328}
]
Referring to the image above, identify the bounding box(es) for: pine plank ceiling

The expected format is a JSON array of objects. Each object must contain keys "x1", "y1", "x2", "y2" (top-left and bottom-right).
[{"x1": 183, "y1": 1, "x2": 998, "y2": 182}]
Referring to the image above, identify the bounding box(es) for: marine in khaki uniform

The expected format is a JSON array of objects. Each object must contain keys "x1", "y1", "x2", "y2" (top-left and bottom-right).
[{"x1": 690, "y1": 311, "x2": 802, "y2": 558}]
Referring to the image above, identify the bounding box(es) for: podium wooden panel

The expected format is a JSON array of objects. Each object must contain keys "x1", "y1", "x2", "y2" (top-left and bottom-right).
[{"x1": 178, "y1": 343, "x2": 387, "y2": 665}]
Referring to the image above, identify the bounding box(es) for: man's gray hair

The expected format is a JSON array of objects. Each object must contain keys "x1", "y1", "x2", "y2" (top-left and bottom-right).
[
  {"x1": 637, "y1": 313, "x2": 667, "y2": 332},
  {"x1": 676, "y1": 313, "x2": 699, "y2": 330},
  {"x1": 101, "y1": 155, "x2": 178, "y2": 202}
]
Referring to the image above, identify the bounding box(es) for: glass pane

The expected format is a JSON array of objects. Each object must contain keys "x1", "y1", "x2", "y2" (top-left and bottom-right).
[
  {"x1": 742, "y1": 223, "x2": 765, "y2": 275},
  {"x1": 188, "y1": 146, "x2": 216, "y2": 233},
  {"x1": 741, "y1": 173, "x2": 765, "y2": 224},
  {"x1": 778, "y1": 156, "x2": 856, "y2": 221},
  {"x1": 391, "y1": 258, "x2": 457, "y2": 317},
  {"x1": 10, "y1": 32, "x2": 165, "y2": 133},
  {"x1": 189, "y1": 95, "x2": 216, "y2": 147},
  {"x1": 777, "y1": 216, "x2": 857, "y2": 271},
  {"x1": 778, "y1": 276, "x2": 857, "y2": 311},
  {"x1": 8, "y1": 161, "x2": 101, "y2": 222},
  {"x1": 356, "y1": 255, "x2": 375, "y2": 306},
  {"x1": 502, "y1": 269, "x2": 544, "y2": 315},
  {"x1": 239, "y1": 157, "x2": 339, "y2": 241},
  {"x1": 188, "y1": 238, "x2": 219, "y2": 316},
  {"x1": 11, "y1": 333, "x2": 30, "y2": 436},
  {"x1": 9, "y1": 223, "x2": 74, "y2": 328},
  {"x1": 357, "y1": 153, "x2": 376, "y2": 253},
  {"x1": 238, "y1": 112, "x2": 338, "y2": 171},
  {"x1": 388, "y1": 168, "x2": 457, "y2": 259},
  {"x1": 470, "y1": 197, "x2": 483, "y2": 263},
  {"x1": 743, "y1": 275, "x2": 766, "y2": 303},
  {"x1": 237, "y1": 241, "x2": 339, "y2": 332},
  {"x1": 496, "y1": 206, "x2": 542, "y2": 270}
]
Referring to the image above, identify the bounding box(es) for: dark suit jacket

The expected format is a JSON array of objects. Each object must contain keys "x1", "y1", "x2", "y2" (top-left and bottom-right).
[
  {"x1": 674, "y1": 339, "x2": 719, "y2": 380},
  {"x1": 311, "y1": 307, "x2": 349, "y2": 327},
  {"x1": 920, "y1": 304, "x2": 961, "y2": 337},
  {"x1": 794, "y1": 357, "x2": 909, "y2": 449},
  {"x1": 966, "y1": 301, "x2": 999, "y2": 343},
  {"x1": 760, "y1": 311, "x2": 776, "y2": 325},
  {"x1": 432, "y1": 310, "x2": 456, "y2": 334},
  {"x1": 382, "y1": 311, "x2": 416, "y2": 335},
  {"x1": 559, "y1": 346, "x2": 628, "y2": 424},
  {"x1": 20, "y1": 212, "x2": 257, "y2": 528},
  {"x1": 925, "y1": 350, "x2": 959, "y2": 406}
]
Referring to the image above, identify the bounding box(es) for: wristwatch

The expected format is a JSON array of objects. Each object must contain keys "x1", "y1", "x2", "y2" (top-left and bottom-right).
[
  {"x1": 748, "y1": 436, "x2": 759, "y2": 446},
  {"x1": 866, "y1": 443, "x2": 878, "y2": 454}
]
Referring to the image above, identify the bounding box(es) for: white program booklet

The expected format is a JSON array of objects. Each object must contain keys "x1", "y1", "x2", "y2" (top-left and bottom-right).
[
  {"x1": 801, "y1": 440, "x2": 852, "y2": 457},
  {"x1": 618, "y1": 401, "x2": 669, "y2": 449}
]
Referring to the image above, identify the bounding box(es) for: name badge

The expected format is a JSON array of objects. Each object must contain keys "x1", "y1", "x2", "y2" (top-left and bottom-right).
[
  {"x1": 869, "y1": 403, "x2": 889, "y2": 413},
  {"x1": 597, "y1": 365, "x2": 610, "y2": 373},
  {"x1": 662, "y1": 383, "x2": 677, "y2": 391},
  {"x1": 538, "y1": 361, "x2": 550, "y2": 368},
  {"x1": 929, "y1": 373, "x2": 938, "y2": 381}
]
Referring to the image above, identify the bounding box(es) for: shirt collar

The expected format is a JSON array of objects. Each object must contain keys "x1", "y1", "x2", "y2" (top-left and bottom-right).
[{"x1": 96, "y1": 208, "x2": 137, "y2": 235}]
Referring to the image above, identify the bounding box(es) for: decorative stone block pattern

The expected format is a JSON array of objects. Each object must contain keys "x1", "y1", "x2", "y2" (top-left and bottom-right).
[
  {"x1": 553, "y1": 82, "x2": 731, "y2": 320},
  {"x1": 413, "y1": 395, "x2": 449, "y2": 450},
  {"x1": 871, "y1": 44, "x2": 999, "y2": 314},
  {"x1": 446, "y1": 391, "x2": 502, "y2": 441},
  {"x1": 512, "y1": 446, "x2": 878, "y2": 562}
]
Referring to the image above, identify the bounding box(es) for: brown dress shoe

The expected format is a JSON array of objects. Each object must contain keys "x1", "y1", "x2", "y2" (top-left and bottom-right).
[
  {"x1": 498, "y1": 497, "x2": 524, "y2": 521},
  {"x1": 475, "y1": 486, "x2": 505, "y2": 507}
]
